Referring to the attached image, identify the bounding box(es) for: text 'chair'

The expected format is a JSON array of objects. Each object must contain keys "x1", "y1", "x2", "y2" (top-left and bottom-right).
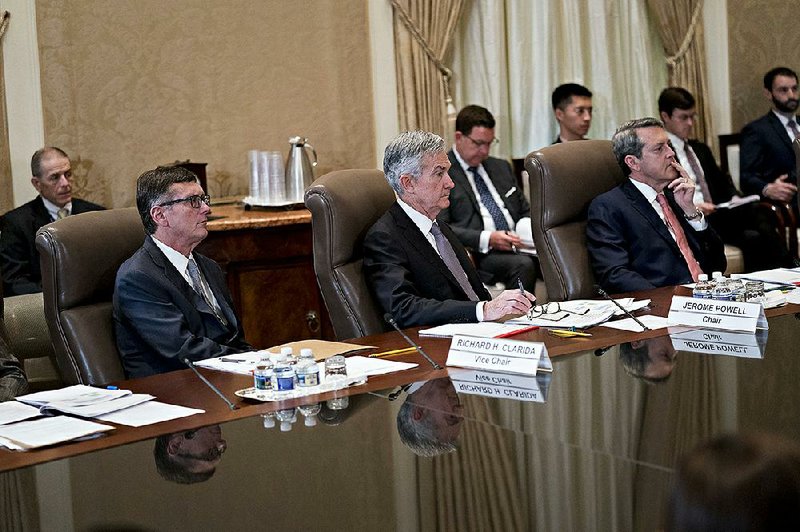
[
  {"x1": 36, "y1": 208, "x2": 145, "y2": 385},
  {"x1": 305, "y1": 169, "x2": 395, "y2": 340},
  {"x1": 526, "y1": 140, "x2": 625, "y2": 301}
]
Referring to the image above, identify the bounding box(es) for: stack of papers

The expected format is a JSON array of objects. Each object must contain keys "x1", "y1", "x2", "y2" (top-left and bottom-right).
[
  {"x1": 17, "y1": 385, "x2": 154, "y2": 417},
  {"x1": 508, "y1": 298, "x2": 650, "y2": 329},
  {"x1": 0, "y1": 417, "x2": 114, "y2": 450}
]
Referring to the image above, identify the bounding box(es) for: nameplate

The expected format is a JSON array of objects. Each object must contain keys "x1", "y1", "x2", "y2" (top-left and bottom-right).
[
  {"x1": 667, "y1": 296, "x2": 767, "y2": 333},
  {"x1": 448, "y1": 368, "x2": 551, "y2": 403},
  {"x1": 669, "y1": 328, "x2": 767, "y2": 359},
  {"x1": 445, "y1": 335, "x2": 552, "y2": 376}
]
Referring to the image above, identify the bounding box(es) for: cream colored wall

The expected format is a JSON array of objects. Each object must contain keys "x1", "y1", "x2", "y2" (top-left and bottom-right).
[
  {"x1": 35, "y1": 0, "x2": 376, "y2": 208},
  {"x1": 728, "y1": 2, "x2": 800, "y2": 132}
]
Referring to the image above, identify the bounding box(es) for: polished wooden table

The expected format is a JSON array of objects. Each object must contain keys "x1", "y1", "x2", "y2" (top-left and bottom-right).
[{"x1": 2, "y1": 286, "x2": 800, "y2": 529}]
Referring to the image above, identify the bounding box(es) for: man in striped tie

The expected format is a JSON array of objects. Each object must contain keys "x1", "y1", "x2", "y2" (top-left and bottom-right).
[
  {"x1": 439, "y1": 105, "x2": 539, "y2": 292},
  {"x1": 587, "y1": 117, "x2": 727, "y2": 292},
  {"x1": 363, "y1": 130, "x2": 534, "y2": 328}
]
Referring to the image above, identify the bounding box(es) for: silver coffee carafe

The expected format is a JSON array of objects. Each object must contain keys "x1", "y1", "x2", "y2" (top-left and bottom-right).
[{"x1": 285, "y1": 136, "x2": 318, "y2": 203}]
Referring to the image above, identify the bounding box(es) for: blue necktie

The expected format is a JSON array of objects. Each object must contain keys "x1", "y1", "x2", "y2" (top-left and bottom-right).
[{"x1": 468, "y1": 166, "x2": 509, "y2": 231}]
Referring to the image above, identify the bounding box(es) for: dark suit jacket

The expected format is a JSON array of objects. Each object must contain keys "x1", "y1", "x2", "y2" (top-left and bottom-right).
[
  {"x1": 688, "y1": 139, "x2": 738, "y2": 204},
  {"x1": 363, "y1": 202, "x2": 491, "y2": 328},
  {"x1": 740, "y1": 112, "x2": 797, "y2": 198},
  {"x1": 438, "y1": 151, "x2": 530, "y2": 250},
  {"x1": 0, "y1": 196, "x2": 104, "y2": 296},
  {"x1": 587, "y1": 179, "x2": 726, "y2": 293},
  {"x1": 113, "y1": 237, "x2": 251, "y2": 378}
]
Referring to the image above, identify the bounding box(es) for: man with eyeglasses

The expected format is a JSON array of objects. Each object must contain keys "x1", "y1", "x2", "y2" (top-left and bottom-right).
[
  {"x1": 439, "y1": 105, "x2": 539, "y2": 292},
  {"x1": 113, "y1": 166, "x2": 251, "y2": 378},
  {"x1": 551, "y1": 83, "x2": 593, "y2": 143},
  {"x1": 0, "y1": 147, "x2": 104, "y2": 296},
  {"x1": 659, "y1": 87, "x2": 791, "y2": 271}
]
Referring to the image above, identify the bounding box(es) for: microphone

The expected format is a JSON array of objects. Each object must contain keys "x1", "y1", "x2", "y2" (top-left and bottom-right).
[
  {"x1": 384, "y1": 314, "x2": 442, "y2": 370},
  {"x1": 595, "y1": 286, "x2": 650, "y2": 331},
  {"x1": 183, "y1": 357, "x2": 238, "y2": 410}
]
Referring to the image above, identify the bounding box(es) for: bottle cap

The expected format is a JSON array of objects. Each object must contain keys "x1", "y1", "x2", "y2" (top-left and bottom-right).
[
  {"x1": 281, "y1": 347, "x2": 293, "y2": 356},
  {"x1": 304, "y1": 414, "x2": 317, "y2": 427},
  {"x1": 300, "y1": 348, "x2": 313, "y2": 358},
  {"x1": 262, "y1": 415, "x2": 275, "y2": 429},
  {"x1": 280, "y1": 420, "x2": 292, "y2": 432}
]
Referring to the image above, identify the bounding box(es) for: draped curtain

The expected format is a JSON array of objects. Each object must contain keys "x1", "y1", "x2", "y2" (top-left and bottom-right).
[
  {"x1": 451, "y1": 0, "x2": 668, "y2": 161},
  {"x1": 646, "y1": 0, "x2": 713, "y2": 148},
  {"x1": 391, "y1": 0, "x2": 465, "y2": 139},
  {"x1": 0, "y1": 11, "x2": 13, "y2": 213}
]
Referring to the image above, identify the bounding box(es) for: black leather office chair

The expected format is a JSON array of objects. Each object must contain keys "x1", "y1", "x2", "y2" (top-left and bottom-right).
[
  {"x1": 36, "y1": 208, "x2": 145, "y2": 385},
  {"x1": 304, "y1": 169, "x2": 395, "y2": 340},
  {"x1": 526, "y1": 140, "x2": 625, "y2": 301}
]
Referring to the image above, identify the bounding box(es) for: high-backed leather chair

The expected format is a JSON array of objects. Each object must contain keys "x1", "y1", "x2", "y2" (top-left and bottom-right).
[
  {"x1": 526, "y1": 140, "x2": 625, "y2": 301},
  {"x1": 3, "y1": 292, "x2": 61, "y2": 390},
  {"x1": 36, "y1": 208, "x2": 145, "y2": 385},
  {"x1": 304, "y1": 169, "x2": 395, "y2": 340}
]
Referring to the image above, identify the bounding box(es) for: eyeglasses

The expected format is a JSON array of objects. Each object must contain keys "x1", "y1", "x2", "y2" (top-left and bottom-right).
[
  {"x1": 528, "y1": 301, "x2": 590, "y2": 321},
  {"x1": 158, "y1": 194, "x2": 211, "y2": 209},
  {"x1": 465, "y1": 135, "x2": 500, "y2": 148}
]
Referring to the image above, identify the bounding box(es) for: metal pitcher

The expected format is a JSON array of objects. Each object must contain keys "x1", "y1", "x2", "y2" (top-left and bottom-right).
[{"x1": 285, "y1": 136, "x2": 318, "y2": 203}]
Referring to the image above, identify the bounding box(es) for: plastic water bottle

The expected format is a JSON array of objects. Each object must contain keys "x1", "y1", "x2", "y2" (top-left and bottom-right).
[
  {"x1": 712, "y1": 277, "x2": 734, "y2": 301},
  {"x1": 275, "y1": 408, "x2": 296, "y2": 432},
  {"x1": 296, "y1": 348, "x2": 320, "y2": 387},
  {"x1": 271, "y1": 354, "x2": 296, "y2": 392},
  {"x1": 727, "y1": 275, "x2": 746, "y2": 302},
  {"x1": 281, "y1": 346, "x2": 297, "y2": 365},
  {"x1": 693, "y1": 274, "x2": 713, "y2": 299},
  {"x1": 298, "y1": 402, "x2": 321, "y2": 427}
]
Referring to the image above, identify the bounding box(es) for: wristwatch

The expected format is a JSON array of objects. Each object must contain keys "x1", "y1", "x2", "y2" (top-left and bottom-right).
[{"x1": 684, "y1": 208, "x2": 703, "y2": 221}]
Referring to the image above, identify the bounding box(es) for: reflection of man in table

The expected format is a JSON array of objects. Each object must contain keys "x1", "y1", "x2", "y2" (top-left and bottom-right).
[
  {"x1": 619, "y1": 336, "x2": 677, "y2": 383},
  {"x1": 587, "y1": 117, "x2": 726, "y2": 292},
  {"x1": 740, "y1": 66, "x2": 799, "y2": 213},
  {"x1": 363, "y1": 130, "x2": 534, "y2": 328},
  {"x1": 113, "y1": 166, "x2": 251, "y2": 378},
  {"x1": 397, "y1": 378, "x2": 464, "y2": 456},
  {"x1": 0, "y1": 147, "x2": 104, "y2": 296},
  {"x1": 154, "y1": 424, "x2": 227, "y2": 484}
]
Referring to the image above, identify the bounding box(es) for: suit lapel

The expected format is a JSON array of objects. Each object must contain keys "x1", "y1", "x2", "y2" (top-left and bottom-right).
[
  {"x1": 196, "y1": 256, "x2": 237, "y2": 328},
  {"x1": 448, "y1": 150, "x2": 481, "y2": 214},
  {"x1": 621, "y1": 181, "x2": 681, "y2": 254},
  {"x1": 766, "y1": 112, "x2": 793, "y2": 152},
  {"x1": 390, "y1": 204, "x2": 468, "y2": 296}
]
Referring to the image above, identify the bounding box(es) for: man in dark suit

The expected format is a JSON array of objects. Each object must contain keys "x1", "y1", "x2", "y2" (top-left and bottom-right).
[
  {"x1": 438, "y1": 105, "x2": 539, "y2": 291},
  {"x1": 740, "y1": 67, "x2": 799, "y2": 212},
  {"x1": 113, "y1": 166, "x2": 251, "y2": 378},
  {"x1": 0, "y1": 147, "x2": 104, "y2": 296},
  {"x1": 659, "y1": 87, "x2": 791, "y2": 271},
  {"x1": 363, "y1": 130, "x2": 534, "y2": 328},
  {"x1": 587, "y1": 117, "x2": 726, "y2": 292},
  {"x1": 551, "y1": 83, "x2": 593, "y2": 144}
]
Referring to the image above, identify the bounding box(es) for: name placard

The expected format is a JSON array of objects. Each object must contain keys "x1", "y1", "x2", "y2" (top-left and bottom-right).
[
  {"x1": 445, "y1": 335, "x2": 552, "y2": 376},
  {"x1": 667, "y1": 296, "x2": 767, "y2": 333},
  {"x1": 669, "y1": 327, "x2": 768, "y2": 359},
  {"x1": 448, "y1": 368, "x2": 552, "y2": 403}
]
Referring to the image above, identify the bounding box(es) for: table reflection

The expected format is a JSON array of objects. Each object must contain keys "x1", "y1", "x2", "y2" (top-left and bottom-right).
[
  {"x1": 154, "y1": 424, "x2": 227, "y2": 484},
  {"x1": 397, "y1": 378, "x2": 464, "y2": 457}
]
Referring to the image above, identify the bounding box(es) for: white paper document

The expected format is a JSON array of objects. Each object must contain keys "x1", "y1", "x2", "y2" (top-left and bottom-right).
[
  {"x1": 344, "y1": 356, "x2": 418, "y2": 377},
  {"x1": 195, "y1": 352, "x2": 273, "y2": 375},
  {"x1": 0, "y1": 416, "x2": 114, "y2": 450},
  {"x1": 508, "y1": 298, "x2": 650, "y2": 329},
  {"x1": 715, "y1": 195, "x2": 759, "y2": 209},
  {"x1": 96, "y1": 401, "x2": 204, "y2": 427},
  {"x1": 0, "y1": 401, "x2": 41, "y2": 425},
  {"x1": 16, "y1": 384, "x2": 154, "y2": 417},
  {"x1": 599, "y1": 315, "x2": 672, "y2": 331},
  {"x1": 741, "y1": 268, "x2": 800, "y2": 285}
]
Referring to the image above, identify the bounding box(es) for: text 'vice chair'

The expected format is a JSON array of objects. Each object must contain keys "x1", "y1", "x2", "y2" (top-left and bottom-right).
[
  {"x1": 305, "y1": 169, "x2": 395, "y2": 340},
  {"x1": 527, "y1": 140, "x2": 625, "y2": 301},
  {"x1": 36, "y1": 208, "x2": 145, "y2": 385}
]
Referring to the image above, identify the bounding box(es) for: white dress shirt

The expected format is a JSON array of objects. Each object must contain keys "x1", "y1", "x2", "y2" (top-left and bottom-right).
[
  {"x1": 629, "y1": 179, "x2": 707, "y2": 244},
  {"x1": 41, "y1": 197, "x2": 72, "y2": 221},
  {"x1": 771, "y1": 110, "x2": 800, "y2": 141}
]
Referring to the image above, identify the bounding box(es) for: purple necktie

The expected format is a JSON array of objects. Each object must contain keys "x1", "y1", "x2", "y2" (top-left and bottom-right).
[{"x1": 430, "y1": 222, "x2": 479, "y2": 301}]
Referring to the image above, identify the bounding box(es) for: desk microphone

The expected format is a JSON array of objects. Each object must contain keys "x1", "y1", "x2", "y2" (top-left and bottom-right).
[
  {"x1": 384, "y1": 314, "x2": 442, "y2": 370},
  {"x1": 595, "y1": 285, "x2": 650, "y2": 332},
  {"x1": 183, "y1": 358, "x2": 238, "y2": 410}
]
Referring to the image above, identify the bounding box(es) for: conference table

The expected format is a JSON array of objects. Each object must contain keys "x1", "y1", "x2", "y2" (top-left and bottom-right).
[{"x1": 1, "y1": 286, "x2": 799, "y2": 531}]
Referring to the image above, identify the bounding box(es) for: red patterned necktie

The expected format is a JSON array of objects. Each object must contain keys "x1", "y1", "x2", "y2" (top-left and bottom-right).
[{"x1": 655, "y1": 193, "x2": 703, "y2": 282}]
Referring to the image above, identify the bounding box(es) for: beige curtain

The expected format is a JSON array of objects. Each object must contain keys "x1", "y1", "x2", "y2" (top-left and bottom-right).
[
  {"x1": 647, "y1": 0, "x2": 714, "y2": 148},
  {"x1": 0, "y1": 11, "x2": 13, "y2": 213},
  {"x1": 391, "y1": 0, "x2": 464, "y2": 138}
]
